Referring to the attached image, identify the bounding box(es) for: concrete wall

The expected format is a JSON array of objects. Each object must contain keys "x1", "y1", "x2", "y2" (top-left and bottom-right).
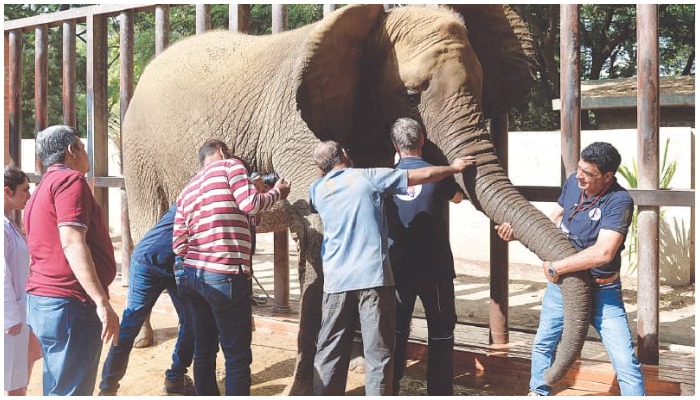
[{"x1": 19, "y1": 127, "x2": 694, "y2": 285}]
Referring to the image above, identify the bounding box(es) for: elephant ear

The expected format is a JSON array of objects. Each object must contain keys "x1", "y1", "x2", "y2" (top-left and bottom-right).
[
  {"x1": 447, "y1": 5, "x2": 537, "y2": 117},
  {"x1": 295, "y1": 4, "x2": 385, "y2": 143}
]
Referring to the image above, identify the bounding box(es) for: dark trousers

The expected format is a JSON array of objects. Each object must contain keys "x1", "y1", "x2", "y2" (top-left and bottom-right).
[
  {"x1": 393, "y1": 278, "x2": 456, "y2": 395},
  {"x1": 176, "y1": 265, "x2": 252, "y2": 396},
  {"x1": 99, "y1": 262, "x2": 195, "y2": 393}
]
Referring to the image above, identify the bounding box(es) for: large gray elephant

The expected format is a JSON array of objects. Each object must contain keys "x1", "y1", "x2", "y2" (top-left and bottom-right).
[{"x1": 122, "y1": 4, "x2": 589, "y2": 392}]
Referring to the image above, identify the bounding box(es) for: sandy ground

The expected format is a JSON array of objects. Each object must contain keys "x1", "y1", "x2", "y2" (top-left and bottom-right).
[{"x1": 24, "y1": 233, "x2": 694, "y2": 395}]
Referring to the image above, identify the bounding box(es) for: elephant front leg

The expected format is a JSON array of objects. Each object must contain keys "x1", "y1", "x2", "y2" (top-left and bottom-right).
[
  {"x1": 286, "y1": 214, "x2": 324, "y2": 396},
  {"x1": 134, "y1": 311, "x2": 154, "y2": 348}
]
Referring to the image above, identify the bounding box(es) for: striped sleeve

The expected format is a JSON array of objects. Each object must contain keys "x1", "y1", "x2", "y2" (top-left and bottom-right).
[
  {"x1": 172, "y1": 199, "x2": 189, "y2": 257},
  {"x1": 227, "y1": 163, "x2": 281, "y2": 214}
]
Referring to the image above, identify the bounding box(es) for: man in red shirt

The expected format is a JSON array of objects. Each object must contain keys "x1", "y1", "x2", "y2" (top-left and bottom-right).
[
  {"x1": 173, "y1": 139, "x2": 290, "y2": 395},
  {"x1": 24, "y1": 125, "x2": 119, "y2": 396}
]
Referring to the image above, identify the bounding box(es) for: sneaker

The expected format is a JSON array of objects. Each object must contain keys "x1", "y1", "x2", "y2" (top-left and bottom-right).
[
  {"x1": 98, "y1": 389, "x2": 117, "y2": 396},
  {"x1": 163, "y1": 375, "x2": 195, "y2": 396},
  {"x1": 527, "y1": 392, "x2": 540, "y2": 396}
]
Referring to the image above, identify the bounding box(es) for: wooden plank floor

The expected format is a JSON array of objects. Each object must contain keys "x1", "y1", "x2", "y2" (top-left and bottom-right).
[{"x1": 250, "y1": 300, "x2": 694, "y2": 396}]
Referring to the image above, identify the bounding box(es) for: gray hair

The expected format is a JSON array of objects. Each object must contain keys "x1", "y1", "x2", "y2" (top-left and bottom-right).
[
  {"x1": 390, "y1": 117, "x2": 423, "y2": 152},
  {"x1": 313, "y1": 140, "x2": 344, "y2": 174},
  {"x1": 36, "y1": 125, "x2": 80, "y2": 167}
]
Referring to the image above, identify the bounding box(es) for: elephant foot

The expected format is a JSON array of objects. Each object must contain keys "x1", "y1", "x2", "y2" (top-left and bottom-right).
[{"x1": 134, "y1": 319, "x2": 154, "y2": 348}]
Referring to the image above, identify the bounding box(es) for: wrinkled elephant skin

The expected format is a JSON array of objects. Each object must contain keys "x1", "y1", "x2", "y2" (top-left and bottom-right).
[{"x1": 122, "y1": 5, "x2": 589, "y2": 393}]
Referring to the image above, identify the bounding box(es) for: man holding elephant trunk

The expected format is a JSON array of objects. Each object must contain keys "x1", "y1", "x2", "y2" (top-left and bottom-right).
[
  {"x1": 173, "y1": 139, "x2": 291, "y2": 396},
  {"x1": 309, "y1": 139, "x2": 475, "y2": 396},
  {"x1": 497, "y1": 142, "x2": 645, "y2": 396}
]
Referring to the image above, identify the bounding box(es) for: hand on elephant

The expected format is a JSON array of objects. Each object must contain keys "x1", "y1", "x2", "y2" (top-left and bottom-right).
[
  {"x1": 274, "y1": 177, "x2": 291, "y2": 200},
  {"x1": 450, "y1": 156, "x2": 477, "y2": 173},
  {"x1": 494, "y1": 222, "x2": 514, "y2": 242}
]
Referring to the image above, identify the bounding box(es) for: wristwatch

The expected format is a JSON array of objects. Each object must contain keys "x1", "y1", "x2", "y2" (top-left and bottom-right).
[{"x1": 547, "y1": 262, "x2": 559, "y2": 278}]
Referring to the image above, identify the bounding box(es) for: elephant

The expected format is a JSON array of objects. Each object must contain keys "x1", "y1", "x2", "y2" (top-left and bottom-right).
[{"x1": 122, "y1": 4, "x2": 590, "y2": 393}]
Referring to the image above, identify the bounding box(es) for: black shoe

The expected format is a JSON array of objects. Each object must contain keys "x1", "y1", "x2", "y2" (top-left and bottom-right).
[
  {"x1": 163, "y1": 375, "x2": 195, "y2": 396},
  {"x1": 98, "y1": 389, "x2": 117, "y2": 396}
]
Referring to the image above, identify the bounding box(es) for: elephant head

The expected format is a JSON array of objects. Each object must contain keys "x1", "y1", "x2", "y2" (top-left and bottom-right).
[{"x1": 294, "y1": 4, "x2": 590, "y2": 385}]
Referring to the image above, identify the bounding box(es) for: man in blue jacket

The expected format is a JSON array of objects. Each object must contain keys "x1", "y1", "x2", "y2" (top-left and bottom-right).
[{"x1": 99, "y1": 205, "x2": 195, "y2": 396}]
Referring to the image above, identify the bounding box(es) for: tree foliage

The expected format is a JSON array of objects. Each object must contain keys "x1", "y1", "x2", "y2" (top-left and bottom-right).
[{"x1": 4, "y1": 4, "x2": 695, "y2": 139}]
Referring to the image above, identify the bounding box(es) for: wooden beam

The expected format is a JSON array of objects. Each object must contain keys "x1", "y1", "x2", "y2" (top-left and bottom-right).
[
  {"x1": 62, "y1": 20, "x2": 77, "y2": 128},
  {"x1": 230, "y1": 4, "x2": 250, "y2": 33},
  {"x1": 273, "y1": 230, "x2": 291, "y2": 313},
  {"x1": 119, "y1": 10, "x2": 135, "y2": 286},
  {"x1": 489, "y1": 113, "x2": 509, "y2": 345},
  {"x1": 559, "y1": 4, "x2": 581, "y2": 180},
  {"x1": 196, "y1": 4, "x2": 211, "y2": 34},
  {"x1": 86, "y1": 12, "x2": 110, "y2": 221},
  {"x1": 636, "y1": 4, "x2": 660, "y2": 366},
  {"x1": 8, "y1": 30, "x2": 22, "y2": 168},
  {"x1": 4, "y1": 4, "x2": 157, "y2": 31},
  {"x1": 154, "y1": 5, "x2": 169, "y2": 56},
  {"x1": 34, "y1": 24, "x2": 49, "y2": 175},
  {"x1": 272, "y1": 4, "x2": 288, "y2": 34},
  {"x1": 323, "y1": 4, "x2": 338, "y2": 17}
]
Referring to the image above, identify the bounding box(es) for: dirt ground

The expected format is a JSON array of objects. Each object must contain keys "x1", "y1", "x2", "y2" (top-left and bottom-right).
[{"x1": 24, "y1": 233, "x2": 694, "y2": 396}]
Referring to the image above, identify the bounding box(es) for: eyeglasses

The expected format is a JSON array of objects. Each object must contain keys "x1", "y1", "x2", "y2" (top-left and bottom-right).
[
  {"x1": 576, "y1": 164, "x2": 601, "y2": 179},
  {"x1": 563, "y1": 231, "x2": 585, "y2": 248}
]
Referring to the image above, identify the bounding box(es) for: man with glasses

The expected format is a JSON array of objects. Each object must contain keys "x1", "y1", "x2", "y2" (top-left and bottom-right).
[{"x1": 496, "y1": 142, "x2": 645, "y2": 396}]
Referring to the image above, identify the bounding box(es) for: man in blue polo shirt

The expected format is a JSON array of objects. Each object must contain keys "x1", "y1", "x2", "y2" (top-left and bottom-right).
[
  {"x1": 497, "y1": 142, "x2": 645, "y2": 396},
  {"x1": 386, "y1": 118, "x2": 464, "y2": 395},
  {"x1": 98, "y1": 205, "x2": 195, "y2": 396},
  {"x1": 309, "y1": 140, "x2": 474, "y2": 396}
]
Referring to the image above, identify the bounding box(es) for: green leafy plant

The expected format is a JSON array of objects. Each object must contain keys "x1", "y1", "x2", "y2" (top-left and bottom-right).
[{"x1": 617, "y1": 137, "x2": 678, "y2": 273}]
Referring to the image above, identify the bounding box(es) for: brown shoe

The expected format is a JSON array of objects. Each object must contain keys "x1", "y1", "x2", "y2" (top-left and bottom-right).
[{"x1": 163, "y1": 375, "x2": 195, "y2": 396}]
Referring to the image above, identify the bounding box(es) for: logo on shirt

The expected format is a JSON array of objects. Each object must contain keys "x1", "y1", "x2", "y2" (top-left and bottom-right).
[
  {"x1": 589, "y1": 207, "x2": 602, "y2": 221},
  {"x1": 396, "y1": 184, "x2": 422, "y2": 201}
]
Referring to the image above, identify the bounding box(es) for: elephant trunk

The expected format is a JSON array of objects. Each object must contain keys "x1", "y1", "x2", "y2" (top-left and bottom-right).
[{"x1": 461, "y1": 139, "x2": 591, "y2": 385}]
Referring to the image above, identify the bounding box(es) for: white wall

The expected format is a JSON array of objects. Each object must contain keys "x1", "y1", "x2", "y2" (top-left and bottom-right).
[{"x1": 20, "y1": 127, "x2": 694, "y2": 285}]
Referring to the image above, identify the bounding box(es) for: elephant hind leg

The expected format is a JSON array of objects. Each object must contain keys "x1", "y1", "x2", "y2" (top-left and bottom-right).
[{"x1": 286, "y1": 213, "x2": 324, "y2": 396}]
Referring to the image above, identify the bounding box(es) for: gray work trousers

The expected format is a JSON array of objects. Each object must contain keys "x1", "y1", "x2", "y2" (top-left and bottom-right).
[{"x1": 313, "y1": 286, "x2": 396, "y2": 396}]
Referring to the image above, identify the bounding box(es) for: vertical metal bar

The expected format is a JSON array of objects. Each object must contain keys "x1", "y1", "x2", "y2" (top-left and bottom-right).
[
  {"x1": 323, "y1": 4, "x2": 338, "y2": 17},
  {"x1": 119, "y1": 10, "x2": 135, "y2": 286},
  {"x1": 63, "y1": 20, "x2": 77, "y2": 128},
  {"x1": 86, "y1": 12, "x2": 110, "y2": 220},
  {"x1": 230, "y1": 4, "x2": 251, "y2": 33},
  {"x1": 35, "y1": 24, "x2": 49, "y2": 175},
  {"x1": 636, "y1": 4, "x2": 660, "y2": 365},
  {"x1": 196, "y1": 4, "x2": 211, "y2": 35},
  {"x1": 272, "y1": 4, "x2": 288, "y2": 34},
  {"x1": 690, "y1": 129, "x2": 695, "y2": 284},
  {"x1": 270, "y1": 3, "x2": 290, "y2": 312},
  {"x1": 559, "y1": 4, "x2": 581, "y2": 181},
  {"x1": 8, "y1": 30, "x2": 23, "y2": 169},
  {"x1": 155, "y1": 5, "x2": 170, "y2": 56},
  {"x1": 489, "y1": 113, "x2": 509, "y2": 344}
]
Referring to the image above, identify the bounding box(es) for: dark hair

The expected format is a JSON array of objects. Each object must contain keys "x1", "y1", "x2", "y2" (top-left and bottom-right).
[
  {"x1": 197, "y1": 139, "x2": 231, "y2": 166},
  {"x1": 390, "y1": 117, "x2": 423, "y2": 152},
  {"x1": 4, "y1": 165, "x2": 28, "y2": 191},
  {"x1": 580, "y1": 142, "x2": 622, "y2": 174},
  {"x1": 35, "y1": 125, "x2": 80, "y2": 167}
]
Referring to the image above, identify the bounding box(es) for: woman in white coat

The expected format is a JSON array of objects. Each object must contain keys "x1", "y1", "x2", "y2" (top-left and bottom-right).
[{"x1": 4, "y1": 165, "x2": 38, "y2": 396}]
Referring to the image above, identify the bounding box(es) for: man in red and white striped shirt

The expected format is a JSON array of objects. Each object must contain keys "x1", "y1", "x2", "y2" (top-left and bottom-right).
[{"x1": 173, "y1": 139, "x2": 290, "y2": 395}]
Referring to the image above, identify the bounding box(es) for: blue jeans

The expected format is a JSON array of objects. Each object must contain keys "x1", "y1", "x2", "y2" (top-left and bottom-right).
[
  {"x1": 26, "y1": 293, "x2": 103, "y2": 396},
  {"x1": 313, "y1": 286, "x2": 396, "y2": 396},
  {"x1": 175, "y1": 265, "x2": 252, "y2": 396},
  {"x1": 393, "y1": 278, "x2": 456, "y2": 395},
  {"x1": 530, "y1": 281, "x2": 646, "y2": 396},
  {"x1": 99, "y1": 262, "x2": 195, "y2": 393}
]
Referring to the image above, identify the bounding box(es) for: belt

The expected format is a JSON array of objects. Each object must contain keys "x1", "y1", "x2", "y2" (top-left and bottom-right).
[{"x1": 593, "y1": 272, "x2": 619, "y2": 285}]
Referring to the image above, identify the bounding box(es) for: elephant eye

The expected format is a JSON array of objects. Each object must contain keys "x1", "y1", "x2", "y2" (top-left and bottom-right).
[{"x1": 406, "y1": 89, "x2": 422, "y2": 107}]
